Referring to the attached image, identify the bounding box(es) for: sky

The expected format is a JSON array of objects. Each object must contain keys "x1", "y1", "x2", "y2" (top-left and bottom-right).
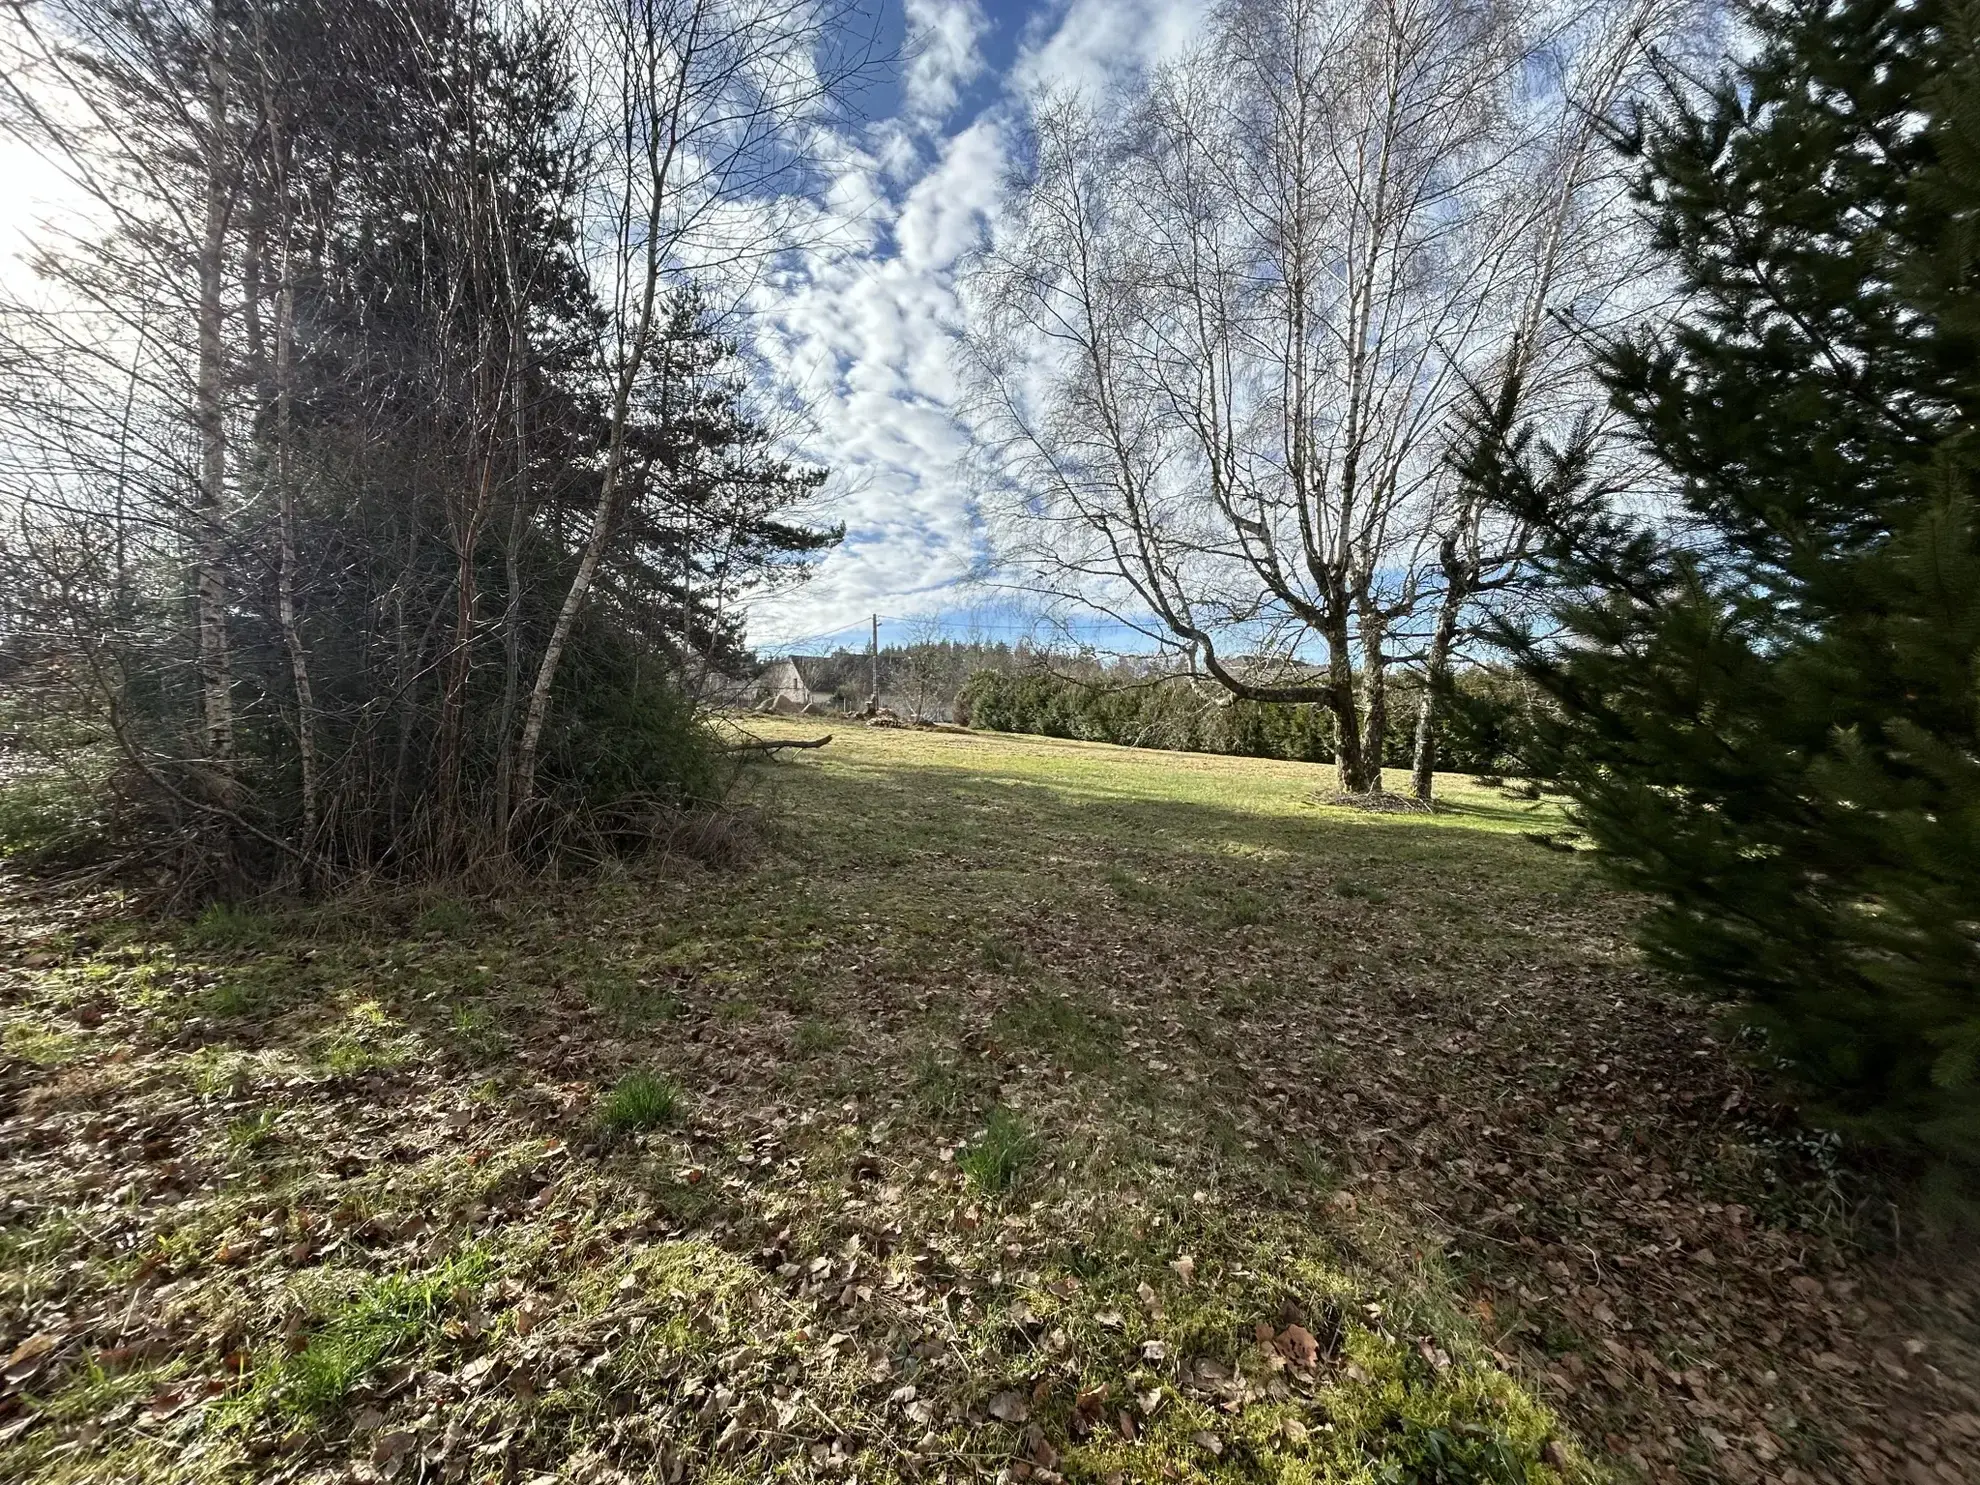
[{"x1": 745, "y1": 0, "x2": 1213, "y2": 653}]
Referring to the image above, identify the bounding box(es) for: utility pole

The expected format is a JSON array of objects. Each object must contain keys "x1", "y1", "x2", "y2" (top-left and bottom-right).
[{"x1": 868, "y1": 613, "x2": 880, "y2": 714}]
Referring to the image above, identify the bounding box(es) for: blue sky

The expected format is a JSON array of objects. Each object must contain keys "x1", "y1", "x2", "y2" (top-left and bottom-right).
[{"x1": 747, "y1": 0, "x2": 1215, "y2": 652}]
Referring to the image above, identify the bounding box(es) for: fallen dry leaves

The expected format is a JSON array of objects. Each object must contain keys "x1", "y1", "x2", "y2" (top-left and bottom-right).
[{"x1": 0, "y1": 722, "x2": 1973, "y2": 1485}]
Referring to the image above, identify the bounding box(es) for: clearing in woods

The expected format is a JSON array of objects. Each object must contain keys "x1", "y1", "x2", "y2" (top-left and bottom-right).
[{"x1": 0, "y1": 720, "x2": 1975, "y2": 1484}]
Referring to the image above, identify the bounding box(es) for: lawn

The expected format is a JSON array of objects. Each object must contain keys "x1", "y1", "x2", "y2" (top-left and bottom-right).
[{"x1": 0, "y1": 720, "x2": 1974, "y2": 1484}]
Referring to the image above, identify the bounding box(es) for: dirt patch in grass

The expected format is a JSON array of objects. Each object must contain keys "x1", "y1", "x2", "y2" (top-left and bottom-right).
[{"x1": 0, "y1": 721, "x2": 1975, "y2": 1484}]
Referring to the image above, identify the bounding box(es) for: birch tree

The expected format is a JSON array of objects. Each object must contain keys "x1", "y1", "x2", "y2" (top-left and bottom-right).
[
  {"x1": 507, "y1": 0, "x2": 872, "y2": 830},
  {"x1": 0, "y1": 0, "x2": 853, "y2": 886},
  {"x1": 0, "y1": 0, "x2": 250, "y2": 813},
  {"x1": 964, "y1": 0, "x2": 1693, "y2": 795}
]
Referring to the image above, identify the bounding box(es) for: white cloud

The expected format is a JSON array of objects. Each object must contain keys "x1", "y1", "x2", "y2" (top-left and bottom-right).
[
  {"x1": 1011, "y1": 0, "x2": 1213, "y2": 97},
  {"x1": 0, "y1": 0, "x2": 1210, "y2": 650},
  {"x1": 733, "y1": 0, "x2": 1223, "y2": 647},
  {"x1": 894, "y1": 116, "x2": 1005, "y2": 276},
  {"x1": 901, "y1": 0, "x2": 990, "y2": 127},
  {"x1": 747, "y1": 110, "x2": 1015, "y2": 644}
]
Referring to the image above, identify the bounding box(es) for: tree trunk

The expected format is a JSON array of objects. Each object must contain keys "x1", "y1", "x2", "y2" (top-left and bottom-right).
[
  {"x1": 1324, "y1": 613, "x2": 1371, "y2": 793},
  {"x1": 194, "y1": 8, "x2": 234, "y2": 775},
  {"x1": 1358, "y1": 616, "x2": 1388, "y2": 795},
  {"x1": 434, "y1": 452, "x2": 489, "y2": 843},
  {"x1": 509, "y1": 53, "x2": 681, "y2": 827},
  {"x1": 388, "y1": 580, "x2": 413, "y2": 842},
  {"x1": 273, "y1": 233, "x2": 319, "y2": 839},
  {"x1": 435, "y1": 63, "x2": 499, "y2": 852},
  {"x1": 1411, "y1": 581, "x2": 1464, "y2": 801},
  {"x1": 510, "y1": 452, "x2": 623, "y2": 822},
  {"x1": 492, "y1": 223, "x2": 533, "y2": 833},
  {"x1": 492, "y1": 420, "x2": 528, "y2": 831}
]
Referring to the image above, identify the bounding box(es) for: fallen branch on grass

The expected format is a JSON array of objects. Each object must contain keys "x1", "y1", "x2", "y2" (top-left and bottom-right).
[{"x1": 726, "y1": 734, "x2": 833, "y2": 754}]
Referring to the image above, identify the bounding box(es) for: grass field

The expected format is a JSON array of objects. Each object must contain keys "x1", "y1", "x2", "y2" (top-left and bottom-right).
[{"x1": 0, "y1": 720, "x2": 1974, "y2": 1484}]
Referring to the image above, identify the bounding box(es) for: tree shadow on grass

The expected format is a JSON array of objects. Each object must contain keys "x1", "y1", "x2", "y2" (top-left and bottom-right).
[{"x1": 7, "y1": 740, "x2": 1975, "y2": 1484}]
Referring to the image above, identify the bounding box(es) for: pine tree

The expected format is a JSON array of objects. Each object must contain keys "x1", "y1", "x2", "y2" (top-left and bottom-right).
[{"x1": 1509, "y1": 0, "x2": 1980, "y2": 1186}]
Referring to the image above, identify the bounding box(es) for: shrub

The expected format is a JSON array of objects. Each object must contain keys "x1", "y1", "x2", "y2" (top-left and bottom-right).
[
  {"x1": 0, "y1": 770, "x2": 107, "y2": 867},
  {"x1": 959, "y1": 666, "x2": 1533, "y2": 774},
  {"x1": 544, "y1": 648, "x2": 727, "y2": 818}
]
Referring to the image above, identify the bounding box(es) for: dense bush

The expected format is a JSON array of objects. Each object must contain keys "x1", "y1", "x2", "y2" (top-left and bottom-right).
[{"x1": 536, "y1": 634, "x2": 729, "y2": 850}]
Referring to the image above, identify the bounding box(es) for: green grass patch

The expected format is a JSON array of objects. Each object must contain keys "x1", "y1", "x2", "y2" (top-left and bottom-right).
[
  {"x1": 912, "y1": 1047, "x2": 980, "y2": 1119},
  {"x1": 413, "y1": 898, "x2": 476, "y2": 937},
  {"x1": 444, "y1": 1001, "x2": 507, "y2": 1062},
  {"x1": 200, "y1": 960, "x2": 298, "y2": 1019},
  {"x1": 994, "y1": 989, "x2": 1121, "y2": 1070},
  {"x1": 314, "y1": 1000, "x2": 416, "y2": 1077},
  {"x1": 225, "y1": 1109, "x2": 282, "y2": 1155},
  {"x1": 792, "y1": 1018, "x2": 844, "y2": 1057},
  {"x1": 957, "y1": 1106, "x2": 1039, "y2": 1193},
  {"x1": 1104, "y1": 865, "x2": 1169, "y2": 909},
  {"x1": 1332, "y1": 878, "x2": 1392, "y2": 904},
  {"x1": 1207, "y1": 886, "x2": 1271, "y2": 928},
  {"x1": 184, "y1": 903, "x2": 280, "y2": 953},
  {"x1": 219, "y1": 1247, "x2": 491, "y2": 1425},
  {"x1": 598, "y1": 1071, "x2": 682, "y2": 1134},
  {"x1": 979, "y1": 935, "x2": 1031, "y2": 973},
  {"x1": 2, "y1": 1019, "x2": 81, "y2": 1067},
  {"x1": 584, "y1": 966, "x2": 683, "y2": 1024}
]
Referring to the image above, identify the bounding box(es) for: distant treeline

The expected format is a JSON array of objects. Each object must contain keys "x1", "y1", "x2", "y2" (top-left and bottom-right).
[{"x1": 957, "y1": 666, "x2": 1536, "y2": 776}]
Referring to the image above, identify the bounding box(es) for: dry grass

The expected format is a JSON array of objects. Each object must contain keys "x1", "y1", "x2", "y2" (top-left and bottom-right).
[{"x1": 0, "y1": 721, "x2": 1974, "y2": 1484}]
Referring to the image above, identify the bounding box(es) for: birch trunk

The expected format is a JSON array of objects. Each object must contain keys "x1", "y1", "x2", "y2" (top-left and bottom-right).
[
  {"x1": 1411, "y1": 573, "x2": 1466, "y2": 802},
  {"x1": 273, "y1": 234, "x2": 319, "y2": 837},
  {"x1": 194, "y1": 6, "x2": 234, "y2": 775},
  {"x1": 1324, "y1": 611, "x2": 1371, "y2": 794},
  {"x1": 508, "y1": 15, "x2": 688, "y2": 827},
  {"x1": 509, "y1": 424, "x2": 632, "y2": 822},
  {"x1": 493, "y1": 423, "x2": 529, "y2": 830},
  {"x1": 1357, "y1": 615, "x2": 1388, "y2": 795}
]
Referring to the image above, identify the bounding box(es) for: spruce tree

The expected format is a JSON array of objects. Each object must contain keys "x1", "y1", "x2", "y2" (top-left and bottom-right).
[{"x1": 1510, "y1": 0, "x2": 1980, "y2": 1186}]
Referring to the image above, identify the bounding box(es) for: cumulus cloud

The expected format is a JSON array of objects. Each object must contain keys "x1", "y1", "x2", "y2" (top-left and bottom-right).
[
  {"x1": 747, "y1": 111, "x2": 1011, "y2": 645},
  {"x1": 1011, "y1": 0, "x2": 1214, "y2": 98},
  {"x1": 901, "y1": 0, "x2": 990, "y2": 127},
  {"x1": 747, "y1": 0, "x2": 1220, "y2": 648}
]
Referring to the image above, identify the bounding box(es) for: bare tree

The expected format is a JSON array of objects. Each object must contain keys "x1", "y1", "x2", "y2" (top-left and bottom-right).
[
  {"x1": 0, "y1": 0, "x2": 246, "y2": 815},
  {"x1": 964, "y1": 0, "x2": 1692, "y2": 795},
  {"x1": 507, "y1": 0, "x2": 876, "y2": 830},
  {"x1": 896, "y1": 614, "x2": 959, "y2": 721},
  {"x1": 193, "y1": 0, "x2": 238, "y2": 783},
  {"x1": 1397, "y1": 0, "x2": 1689, "y2": 799}
]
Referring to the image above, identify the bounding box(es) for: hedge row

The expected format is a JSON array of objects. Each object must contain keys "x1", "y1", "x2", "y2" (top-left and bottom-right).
[{"x1": 956, "y1": 668, "x2": 1534, "y2": 775}]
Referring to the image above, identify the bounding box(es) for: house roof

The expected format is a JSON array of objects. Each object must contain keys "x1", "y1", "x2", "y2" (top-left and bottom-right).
[{"x1": 761, "y1": 655, "x2": 828, "y2": 686}]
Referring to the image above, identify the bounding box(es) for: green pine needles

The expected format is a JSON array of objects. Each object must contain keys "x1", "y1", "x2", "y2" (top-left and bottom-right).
[{"x1": 1508, "y1": 0, "x2": 1980, "y2": 1199}]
